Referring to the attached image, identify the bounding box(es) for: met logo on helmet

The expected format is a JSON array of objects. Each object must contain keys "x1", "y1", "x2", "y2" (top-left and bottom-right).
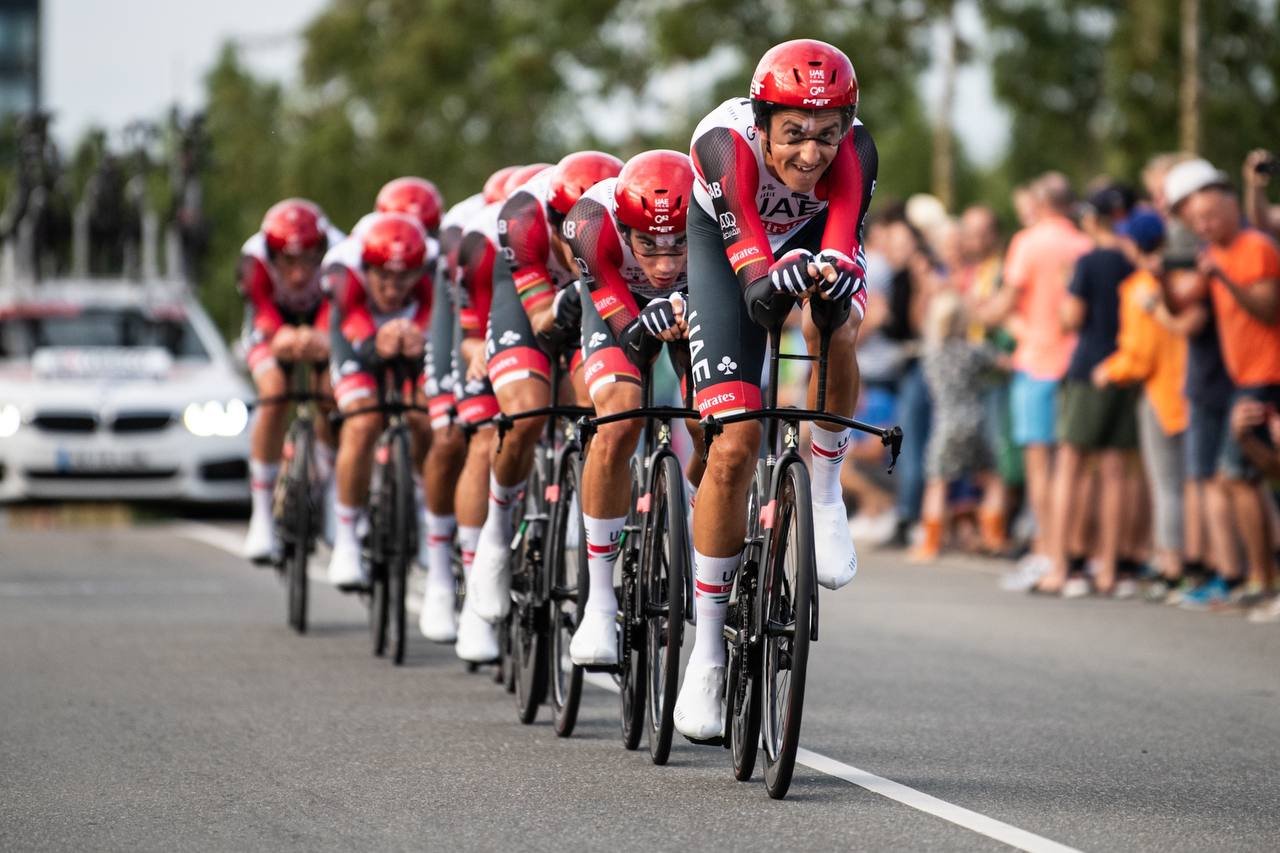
[{"x1": 802, "y1": 97, "x2": 832, "y2": 107}]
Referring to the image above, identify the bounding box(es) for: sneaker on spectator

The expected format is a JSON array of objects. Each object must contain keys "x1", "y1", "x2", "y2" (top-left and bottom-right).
[
  {"x1": 1061, "y1": 576, "x2": 1092, "y2": 599},
  {"x1": 1143, "y1": 577, "x2": 1174, "y2": 603},
  {"x1": 1226, "y1": 582, "x2": 1270, "y2": 611},
  {"x1": 852, "y1": 509, "x2": 898, "y2": 544},
  {"x1": 1247, "y1": 595, "x2": 1280, "y2": 623},
  {"x1": 1113, "y1": 577, "x2": 1140, "y2": 600},
  {"x1": 999, "y1": 553, "x2": 1050, "y2": 592},
  {"x1": 1178, "y1": 576, "x2": 1231, "y2": 610}
]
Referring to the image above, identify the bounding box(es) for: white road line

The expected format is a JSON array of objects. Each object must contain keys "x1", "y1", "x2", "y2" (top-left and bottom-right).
[
  {"x1": 174, "y1": 521, "x2": 1079, "y2": 853},
  {"x1": 582, "y1": 678, "x2": 1080, "y2": 853}
]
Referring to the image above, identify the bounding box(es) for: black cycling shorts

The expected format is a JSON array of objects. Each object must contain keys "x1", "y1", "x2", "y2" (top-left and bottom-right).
[
  {"x1": 424, "y1": 273, "x2": 458, "y2": 428},
  {"x1": 581, "y1": 284, "x2": 689, "y2": 405}
]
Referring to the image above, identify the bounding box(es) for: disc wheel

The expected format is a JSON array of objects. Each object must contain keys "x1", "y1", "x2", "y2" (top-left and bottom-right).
[
  {"x1": 642, "y1": 453, "x2": 687, "y2": 765},
  {"x1": 760, "y1": 459, "x2": 815, "y2": 800}
]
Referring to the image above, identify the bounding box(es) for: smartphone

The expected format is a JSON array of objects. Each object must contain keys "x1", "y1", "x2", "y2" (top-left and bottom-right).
[
  {"x1": 1164, "y1": 256, "x2": 1197, "y2": 270},
  {"x1": 1256, "y1": 155, "x2": 1278, "y2": 176}
]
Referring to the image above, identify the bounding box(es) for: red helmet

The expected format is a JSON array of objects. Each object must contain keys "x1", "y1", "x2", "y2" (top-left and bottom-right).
[
  {"x1": 548, "y1": 151, "x2": 624, "y2": 215},
  {"x1": 750, "y1": 39, "x2": 858, "y2": 114},
  {"x1": 614, "y1": 150, "x2": 694, "y2": 235},
  {"x1": 483, "y1": 166, "x2": 521, "y2": 204},
  {"x1": 376, "y1": 177, "x2": 444, "y2": 233},
  {"x1": 361, "y1": 213, "x2": 427, "y2": 272},
  {"x1": 262, "y1": 198, "x2": 328, "y2": 255},
  {"x1": 504, "y1": 162, "x2": 552, "y2": 196}
]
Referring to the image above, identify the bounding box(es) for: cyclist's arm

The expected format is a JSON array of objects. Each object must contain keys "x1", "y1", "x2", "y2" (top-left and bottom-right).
[
  {"x1": 327, "y1": 266, "x2": 378, "y2": 366},
  {"x1": 239, "y1": 255, "x2": 284, "y2": 340},
  {"x1": 563, "y1": 196, "x2": 641, "y2": 338},
  {"x1": 456, "y1": 231, "x2": 495, "y2": 341},
  {"x1": 498, "y1": 191, "x2": 557, "y2": 318},
  {"x1": 692, "y1": 126, "x2": 774, "y2": 291},
  {"x1": 818, "y1": 125, "x2": 879, "y2": 262}
]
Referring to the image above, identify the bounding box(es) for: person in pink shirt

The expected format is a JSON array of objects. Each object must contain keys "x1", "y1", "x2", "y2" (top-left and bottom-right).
[{"x1": 984, "y1": 173, "x2": 1093, "y2": 588}]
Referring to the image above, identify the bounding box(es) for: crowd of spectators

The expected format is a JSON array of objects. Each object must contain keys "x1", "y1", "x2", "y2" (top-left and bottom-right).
[{"x1": 838, "y1": 148, "x2": 1280, "y2": 623}]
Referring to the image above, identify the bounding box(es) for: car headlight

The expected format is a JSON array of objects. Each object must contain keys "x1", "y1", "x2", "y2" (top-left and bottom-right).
[
  {"x1": 183, "y1": 399, "x2": 249, "y2": 437},
  {"x1": 0, "y1": 403, "x2": 20, "y2": 438}
]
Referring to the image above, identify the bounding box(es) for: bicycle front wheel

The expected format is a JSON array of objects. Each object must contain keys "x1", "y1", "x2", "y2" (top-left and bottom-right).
[
  {"x1": 513, "y1": 468, "x2": 549, "y2": 723},
  {"x1": 284, "y1": 421, "x2": 313, "y2": 634},
  {"x1": 642, "y1": 452, "x2": 686, "y2": 765},
  {"x1": 760, "y1": 458, "x2": 815, "y2": 800},
  {"x1": 547, "y1": 448, "x2": 586, "y2": 737},
  {"x1": 387, "y1": 430, "x2": 416, "y2": 666}
]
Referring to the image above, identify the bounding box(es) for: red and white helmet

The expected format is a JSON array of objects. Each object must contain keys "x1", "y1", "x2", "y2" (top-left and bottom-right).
[
  {"x1": 376, "y1": 177, "x2": 444, "y2": 233},
  {"x1": 504, "y1": 162, "x2": 553, "y2": 196},
  {"x1": 361, "y1": 213, "x2": 427, "y2": 272},
  {"x1": 750, "y1": 39, "x2": 858, "y2": 122},
  {"x1": 614, "y1": 150, "x2": 694, "y2": 236},
  {"x1": 262, "y1": 198, "x2": 329, "y2": 256},
  {"x1": 548, "y1": 151, "x2": 624, "y2": 215},
  {"x1": 483, "y1": 166, "x2": 522, "y2": 204}
]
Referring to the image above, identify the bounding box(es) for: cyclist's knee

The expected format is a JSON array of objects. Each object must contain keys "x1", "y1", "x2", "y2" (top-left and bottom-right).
[
  {"x1": 705, "y1": 423, "x2": 761, "y2": 484},
  {"x1": 505, "y1": 414, "x2": 546, "y2": 449},
  {"x1": 593, "y1": 418, "x2": 642, "y2": 467},
  {"x1": 255, "y1": 367, "x2": 287, "y2": 408},
  {"x1": 431, "y1": 425, "x2": 466, "y2": 457},
  {"x1": 341, "y1": 411, "x2": 382, "y2": 451}
]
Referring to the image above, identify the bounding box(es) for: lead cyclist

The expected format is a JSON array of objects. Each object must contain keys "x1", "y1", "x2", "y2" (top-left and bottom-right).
[{"x1": 673, "y1": 39, "x2": 879, "y2": 740}]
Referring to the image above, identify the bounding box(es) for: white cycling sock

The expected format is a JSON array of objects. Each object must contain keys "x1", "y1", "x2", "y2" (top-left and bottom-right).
[
  {"x1": 333, "y1": 501, "x2": 359, "y2": 550},
  {"x1": 249, "y1": 460, "x2": 279, "y2": 519},
  {"x1": 458, "y1": 525, "x2": 482, "y2": 575},
  {"x1": 690, "y1": 549, "x2": 740, "y2": 668},
  {"x1": 810, "y1": 424, "x2": 850, "y2": 506},
  {"x1": 482, "y1": 474, "x2": 524, "y2": 543},
  {"x1": 424, "y1": 511, "x2": 457, "y2": 590},
  {"x1": 583, "y1": 514, "x2": 624, "y2": 613}
]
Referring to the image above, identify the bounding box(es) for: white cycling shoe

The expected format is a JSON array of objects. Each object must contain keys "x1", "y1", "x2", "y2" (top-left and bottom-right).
[
  {"x1": 467, "y1": 536, "x2": 511, "y2": 624},
  {"x1": 455, "y1": 602, "x2": 499, "y2": 663},
  {"x1": 813, "y1": 501, "x2": 857, "y2": 590},
  {"x1": 418, "y1": 581, "x2": 458, "y2": 643},
  {"x1": 243, "y1": 507, "x2": 279, "y2": 564},
  {"x1": 673, "y1": 662, "x2": 726, "y2": 741},
  {"x1": 326, "y1": 536, "x2": 369, "y2": 590},
  {"x1": 569, "y1": 608, "x2": 618, "y2": 666}
]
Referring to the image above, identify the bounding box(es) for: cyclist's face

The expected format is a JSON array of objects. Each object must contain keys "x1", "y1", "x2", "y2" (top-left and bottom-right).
[
  {"x1": 764, "y1": 109, "x2": 845, "y2": 194},
  {"x1": 366, "y1": 266, "x2": 420, "y2": 314},
  {"x1": 627, "y1": 231, "x2": 687, "y2": 289},
  {"x1": 272, "y1": 248, "x2": 324, "y2": 290}
]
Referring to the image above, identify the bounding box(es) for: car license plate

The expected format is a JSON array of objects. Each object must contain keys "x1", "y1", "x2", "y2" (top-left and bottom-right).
[{"x1": 55, "y1": 448, "x2": 150, "y2": 471}]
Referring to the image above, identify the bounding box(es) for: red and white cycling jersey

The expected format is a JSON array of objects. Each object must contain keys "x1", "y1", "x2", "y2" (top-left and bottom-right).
[
  {"x1": 323, "y1": 232, "x2": 432, "y2": 350},
  {"x1": 690, "y1": 97, "x2": 874, "y2": 288},
  {"x1": 497, "y1": 169, "x2": 577, "y2": 314},
  {"x1": 239, "y1": 222, "x2": 347, "y2": 317},
  {"x1": 565, "y1": 177, "x2": 688, "y2": 338},
  {"x1": 454, "y1": 201, "x2": 505, "y2": 338},
  {"x1": 440, "y1": 193, "x2": 487, "y2": 236}
]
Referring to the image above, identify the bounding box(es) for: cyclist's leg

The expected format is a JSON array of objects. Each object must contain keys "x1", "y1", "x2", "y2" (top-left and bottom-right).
[
  {"x1": 677, "y1": 207, "x2": 767, "y2": 739},
  {"x1": 327, "y1": 337, "x2": 384, "y2": 586},
  {"x1": 572, "y1": 296, "x2": 643, "y2": 665},
  {"x1": 669, "y1": 341, "x2": 705, "y2": 506},
  {"x1": 470, "y1": 265, "x2": 552, "y2": 622},
  {"x1": 454, "y1": 374, "x2": 502, "y2": 660},
  {"x1": 244, "y1": 330, "x2": 288, "y2": 560}
]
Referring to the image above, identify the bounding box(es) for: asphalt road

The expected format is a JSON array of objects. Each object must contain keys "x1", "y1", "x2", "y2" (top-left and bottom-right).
[{"x1": 2, "y1": 519, "x2": 1277, "y2": 852}]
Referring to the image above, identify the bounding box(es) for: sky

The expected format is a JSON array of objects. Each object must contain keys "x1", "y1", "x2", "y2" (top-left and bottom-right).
[{"x1": 42, "y1": 0, "x2": 1010, "y2": 167}]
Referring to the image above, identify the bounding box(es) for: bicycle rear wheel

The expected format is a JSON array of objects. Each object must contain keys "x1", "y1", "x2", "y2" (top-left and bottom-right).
[
  {"x1": 513, "y1": 468, "x2": 549, "y2": 723},
  {"x1": 643, "y1": 452, "x2": 687, "y2": 765},
  {"x1": 728, "y1": 460, "x2": 768, "y2": 781},
  {"x1": 387, "y1": 430, "x2": 415, "y2": 666},
  {"x1": 548, "y1": 448, "x2": 586, "y2": 737},
  {"x1": 760, "y1": 458, "x2": 815, "y2": 800},
  {"x1": 283, "y1": 421, "x2": 313, "y2": 634}
]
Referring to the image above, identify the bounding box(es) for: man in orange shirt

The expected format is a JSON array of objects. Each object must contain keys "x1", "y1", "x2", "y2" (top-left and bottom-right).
[
  {"x1": 1179, "y1": 167, "x2": 1280, "y2": 603},
  {"x1": 985, "y1": 173, "x2": 1093, "y2": 589}
]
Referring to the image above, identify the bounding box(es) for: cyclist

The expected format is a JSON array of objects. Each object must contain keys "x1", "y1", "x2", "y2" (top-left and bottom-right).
[
  {"x1": 559, "y1": 149, "x2": 704, "y2": 666},
  {"x1": 673, "y1": 40, "x2": 878, "y2": 740},
  {"x1": 418, "y1": 189, "x2": 487, "y2": 641},
  {"x1": 323, "y1": 213, "x2": 435, "y2": 589},
  {"x1": 451, "y1": 169, "x2": 524, "y2": 661},
  {"x1": 466, "y1": 151, "x2": 625, "y2": 625},
  {"x1": 240, "y1": 199, "x2": 345, "y2": 563}
]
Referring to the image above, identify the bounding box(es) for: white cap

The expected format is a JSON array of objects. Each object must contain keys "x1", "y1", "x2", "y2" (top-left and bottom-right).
[{"x1": 1164, "y1": 158, "x2": 1230, "y2": 211}]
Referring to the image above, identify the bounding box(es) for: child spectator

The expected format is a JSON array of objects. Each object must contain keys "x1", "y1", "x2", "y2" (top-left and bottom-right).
[{"x1": 913, "y1": 291, "x2": 1005, "y2": 561}]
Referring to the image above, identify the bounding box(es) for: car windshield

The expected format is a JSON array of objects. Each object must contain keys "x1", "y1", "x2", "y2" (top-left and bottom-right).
[{"x1": 0, "y1": 306, "x2": 210, "y2": 360}]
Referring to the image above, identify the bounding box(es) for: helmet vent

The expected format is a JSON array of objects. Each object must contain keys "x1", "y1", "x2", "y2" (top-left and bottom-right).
[{"x1": 791, "y1": 68, "x2": 803, "y2": 85}]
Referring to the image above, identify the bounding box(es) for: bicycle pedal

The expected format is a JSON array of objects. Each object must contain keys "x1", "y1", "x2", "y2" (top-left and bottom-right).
[
  {"x1": 681, "y1": 733, "x2": 725, "y2": 747},
  {"x1": 579, "y1": 662, "x2": 621, "y2": 674},
  {"x1": 336, "y1": 580, "x2": 371, "y2": 595}
]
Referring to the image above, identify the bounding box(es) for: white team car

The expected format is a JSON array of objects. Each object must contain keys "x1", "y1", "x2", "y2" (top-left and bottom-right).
[{"x1": 0, "y1": 279, "x2": 252, "y2": 504}]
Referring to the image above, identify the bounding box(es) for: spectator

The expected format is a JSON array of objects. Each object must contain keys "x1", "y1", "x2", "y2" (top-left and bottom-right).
[
  {"x1": 959, "y1": 204, "x2": 1020, "y2": 552},
  {"x1": 1093, "y1": 211, "x2": 1188, "y2": 591},
  {"x1": 913, "y1": 291, "x2": 1004, "y2": 561},
  {"x1": 1041, "y1": 185, "x2": 1139, "y2": 596},
  {"x1": 1144, "y1": 154, "x2": 1241, "y2": 607},
  {"x1": 1242, "y1": 149, "x2": 1280, "y2": 240},
  {"x1": 987, "y1": 173, "x2": 1093, "y2": 590},
  {"x1": 1175, "y1": 161, "x2": 1280, "y2": 609},
  {"x1": 1229, "y1": 402, "x2": 1280, "y2": 624},
  {"x1": 1013, "y1": 183, "x2": 1039, "y2": 229}
]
